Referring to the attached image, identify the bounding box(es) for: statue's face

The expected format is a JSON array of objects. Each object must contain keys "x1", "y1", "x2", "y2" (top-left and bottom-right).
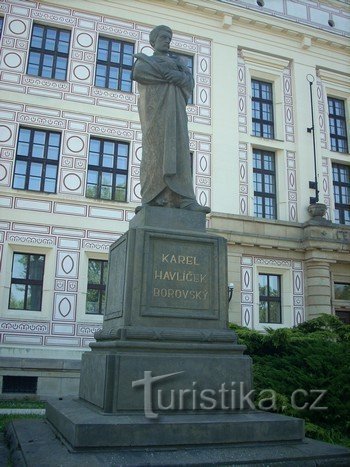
[{"x1": 153, "y1": 30, "x2": 172, "y2": 53}]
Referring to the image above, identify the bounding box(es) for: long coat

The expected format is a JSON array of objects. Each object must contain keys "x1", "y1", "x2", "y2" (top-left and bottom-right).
[{"x1": 132, "y1": 53, "x2": 196, "y2": 205}]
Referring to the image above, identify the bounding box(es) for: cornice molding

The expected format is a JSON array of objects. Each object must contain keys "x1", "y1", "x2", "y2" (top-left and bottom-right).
[
  {"x1": 240, "y1": 49, "x2": 290, "y2": 70},
  {"x1": 156, "y1": 0, "x2": 350, "y2": 52},
  {"x1": 317, "y1": 68, "x2": 350, "y2": 88}
]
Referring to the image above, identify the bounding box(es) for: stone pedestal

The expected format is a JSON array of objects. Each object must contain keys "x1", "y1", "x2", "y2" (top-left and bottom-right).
[
  {"x1": 24, "y1": 207, "x2": 349, "y2": 464},
  {"x1": 78, "y1": 207, "x2": 252, "y2": 416},
  {"x1": 45, "y1": 207, "x2": 304, "y2": 449}
]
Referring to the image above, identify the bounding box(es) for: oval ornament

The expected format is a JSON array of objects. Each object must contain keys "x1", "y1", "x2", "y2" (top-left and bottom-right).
[
  {"x1": 200, "y1": 89, "x2": 208, "y2": 104},
  {"x1": 63, "y1": 173, "x2": 81, "y2": 191},
  {"x1": 9, "y1": 19, "x2": 26, "y2": 35},
  {"x1": 58, "y1": 297, "x2": 72, "y2": 318},
  {"x1": 61, "y1": 255, "x2": 74, "y2": 275},
  {"x1": 200, "y1": 58, "x2": 208, "y2": 73},
  {"x1": 199, "y1": 191, "x2": 207, "y2": 206},
  {"x1": 0, "y1": 164, "x2": 8, "y2": 182},
  {"x1": 77, "y1": 33, "x2": 93, "y2": 48},
  {"x1": 67, "y1": 135, "x2": 84, "y2": 153},
  {"x1": 244, "y1": 308, "x2": 250, "y2": 326},
  {"x1": 4, "y1": 52, "x2": 22, "y2": 68},
  {"x1": 73, "y1": 65, "x2": 90, "y2": 80},
  {"x1": 0, "y1": 125, "x2": 12, "y2": 142}
]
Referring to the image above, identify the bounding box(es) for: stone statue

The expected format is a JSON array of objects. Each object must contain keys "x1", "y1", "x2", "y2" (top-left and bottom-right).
[{"x1": 132, "y1": 25, "x2": 210, "y2": 213}]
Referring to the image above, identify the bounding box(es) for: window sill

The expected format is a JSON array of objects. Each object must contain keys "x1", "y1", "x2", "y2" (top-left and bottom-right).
[{"x1": 250, "y1": 135, "x2": 285, "y2": 143}]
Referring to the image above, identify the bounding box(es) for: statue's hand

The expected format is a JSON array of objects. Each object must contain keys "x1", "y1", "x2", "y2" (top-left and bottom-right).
[{"x1": 164, "y1": 70, "x2": 184, "y2": 86}]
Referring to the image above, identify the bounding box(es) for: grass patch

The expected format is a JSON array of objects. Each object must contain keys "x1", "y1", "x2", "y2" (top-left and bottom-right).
[{"x1": 0, "y1": 399, "x2": 45, "y2": 409}]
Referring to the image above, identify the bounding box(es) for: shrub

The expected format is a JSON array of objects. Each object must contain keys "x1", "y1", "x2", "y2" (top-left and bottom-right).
[{"x1": 230, "y1": 315, "x2": 350, "y2": 445}]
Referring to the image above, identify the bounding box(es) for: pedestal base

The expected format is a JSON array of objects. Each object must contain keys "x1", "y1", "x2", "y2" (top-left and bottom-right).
[
  {"x1": 46, "y1": 397, "x2": 304, "y2": 449},
  {"x1": 7, "y1": 417, "x2": 350, "y2": 466}
]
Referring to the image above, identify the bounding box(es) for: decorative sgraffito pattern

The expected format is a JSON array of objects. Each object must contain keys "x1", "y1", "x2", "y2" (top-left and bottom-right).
[
  {"x1": 322, "y1": 157, "x2": 331, "y2": 220},
  {"x1": 0, "y1": 101, "x2": 211, "y2": 210},
  {"x1": 237, "y1": 50, "x2": 247, "y2": 134},
  {"x1": 240, "y1": 256, "x2": 305, "y2": 329},
  {"x1": 0, "y1": 1, "x2": 213, "y2": 210},
  {"x1": 239, "y1": 143, "x2": 249, "y2": 215},
  {"x1": 0, "y1": 320, "x2": 49, "y2": 333},
  {"x1": 283, "y1": 67, "x2": 295, "y2": 143},
  {"x1": 190, "y1": 131, "x2": 212, "y2": 208},
  {"x1": 0, "y1": 0, "x2": 212, "y2": 126},
  {"x1": 240, "y1": 256, "x2": 254, "y2": 329},
  {"x1": 292, "y1": 261, "x2": 304, "y2": 326},
  {"x1": 286, "y1": 151, "x2": 298, "y2": 222},
  {"x1": 316, "y1": 77, "x2": 328, "y2": 150},
  {"x1": 0, "y1": 221, "x2": 122, "y2": 347}
]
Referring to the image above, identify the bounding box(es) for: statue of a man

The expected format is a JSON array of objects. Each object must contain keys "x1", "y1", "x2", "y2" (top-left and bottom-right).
[{"x1": 132, "y1": 25, "x2": 210, "y2": 213}]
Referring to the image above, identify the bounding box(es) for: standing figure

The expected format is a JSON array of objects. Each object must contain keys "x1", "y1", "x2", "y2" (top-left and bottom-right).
[{"x1": 132, "y1": 25, "x2": 210, "y2": 213}]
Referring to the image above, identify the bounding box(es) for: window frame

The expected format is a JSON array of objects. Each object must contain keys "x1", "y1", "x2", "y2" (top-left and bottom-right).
[
  {"x1": 328, "y1": 97, "x2": 348, "y2": 153},
  {"x1": 27, "y1": 23, "x2": 71, "y2": 81},
  {"x1": 253, "y1": 148, "x2": 277, "y2": 219},
  {"x1": 258, "y1": 273, "x2": 282, "y2": 324},
  {"x1": 332, "y1": 163, "x2": 350, "y2": 225},
  {"x1": 169, "y1": 51, "x2": 194, "y2": 105},
  {"x1": 95, "y1": 35, "x2": 134, "y2": 93},
  {"x1": 86, "y1": 137, "x2": 129, "y2": 202},
  {"x1": 13, "y1": 127, "x2": 61, "y2": 194},
  {"x1": 86, "y1": 259, "x2": 108, "y2": 315},
  {"x1": 8, "y1": 252, "x2": 45, "y2": 311},
  {"x1": 251, "y1": 79, "x2": 274, "y2": 139},
  {"x1": 334, "y1": 282, "x2": 350, "y2": 301}
]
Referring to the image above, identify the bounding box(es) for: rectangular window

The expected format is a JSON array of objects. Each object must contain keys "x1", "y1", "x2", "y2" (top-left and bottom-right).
[
  {"x1": 170, "y1": 52, "x2": 194, "y2": 105},
  {"x1": 86, "y1": 137, "x2": 129, "y2": 202},
  {"x1": 2, "y1": 376, "x2": 38, "y2": 394},
  {"x1": 334, "y1": 283, "x2": 350, "y2": 300},
  {"x1": 252, "y1": 80, "x2": 274, "y2": 139},
  {"x1": 9, "y1": 253, "x2": 45, "y2": 311},
  {"x1": 328, "y1": 97, "x2": 348, "y2": 153},
  {"x1": 13, "y1": 127, "x2": 60, "y2": 193},
  {"x1": 259, "y1": 274, "x2": 281, "y2": 324},
  {"x1": 86, "y1": 259, "x2": 108, "y2": 314},
  {"x1": 0, "y1": 17, "x2": 3, "y2": 38},
  {"x1": 253, "y1": 149, "x2": 277, "y2": 219},
  {"x1": 95, "y1": 36, "x2": 134, "y2": 92},
  {"x1": 332, "y1": 163, "x2": 350, "y2": 225},
  {"x1": 27, "y1": 23, "x2": 71, "y2": 80}
]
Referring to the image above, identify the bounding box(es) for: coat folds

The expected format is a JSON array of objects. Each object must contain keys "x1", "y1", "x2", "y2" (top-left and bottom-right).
[{"x1": 132, "y1": 53, "x2": 196, "y2": 205}]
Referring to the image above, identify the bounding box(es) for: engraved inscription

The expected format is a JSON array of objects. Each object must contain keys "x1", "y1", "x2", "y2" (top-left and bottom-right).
[{"x1": 149, "y1": 239, "x2": 211, "y2": 311}]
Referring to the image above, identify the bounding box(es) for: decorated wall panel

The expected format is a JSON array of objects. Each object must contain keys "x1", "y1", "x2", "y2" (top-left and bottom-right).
[
  {"x1": 240, "y1": 255, "x2": 305, "y2": 329},
  {"x1": 286, "y1": 151, "x2": 298, "y2": 222},
  {"x1": 0, "y1": 100, "x2": 212, "y2": 212},
  {"x1": 0, "y1": 0, "x2": 212, "y2": 126},
  {"x1": 0, "y1": 222, "x2": 123, "y2": 348}
]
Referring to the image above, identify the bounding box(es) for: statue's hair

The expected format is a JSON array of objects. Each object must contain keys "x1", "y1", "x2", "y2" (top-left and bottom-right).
[{"x1": 149, "y1": 25, "x2": 172, "y2": 47}]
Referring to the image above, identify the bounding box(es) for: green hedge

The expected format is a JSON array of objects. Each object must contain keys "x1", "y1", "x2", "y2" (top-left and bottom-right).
[{"x1": 229, "y1": 314, "x2": 350, "y2": 447}]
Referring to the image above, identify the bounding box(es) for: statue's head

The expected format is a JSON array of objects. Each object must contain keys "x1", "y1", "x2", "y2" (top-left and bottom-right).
[{"x1": 149, "y1": 25, "x2": 173, "y2": 50}]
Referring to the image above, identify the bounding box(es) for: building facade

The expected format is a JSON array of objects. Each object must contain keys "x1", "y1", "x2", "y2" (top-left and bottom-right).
[{"x1": 0, "y1": 0, "x2": 349, "y2": 397}]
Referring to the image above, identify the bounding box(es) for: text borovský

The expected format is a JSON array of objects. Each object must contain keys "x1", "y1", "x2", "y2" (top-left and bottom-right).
[{"x1": 152, "y1": 253, "x2": 209, "y2": 301}]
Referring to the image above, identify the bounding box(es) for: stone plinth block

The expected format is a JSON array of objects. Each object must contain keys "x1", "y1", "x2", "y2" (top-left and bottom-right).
[
  {"x1": 100, "y1": 206, "x2": 228, "y2": 334},
  {"x1": 46, "y1": 398, "x2": 304, "y2": 449},
  {"x1": 78, "y1": 341, "x2": 252, "y2": 413},
  {"x1": 78, "y1": 206, "x2": 252, "y2": 414}
]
